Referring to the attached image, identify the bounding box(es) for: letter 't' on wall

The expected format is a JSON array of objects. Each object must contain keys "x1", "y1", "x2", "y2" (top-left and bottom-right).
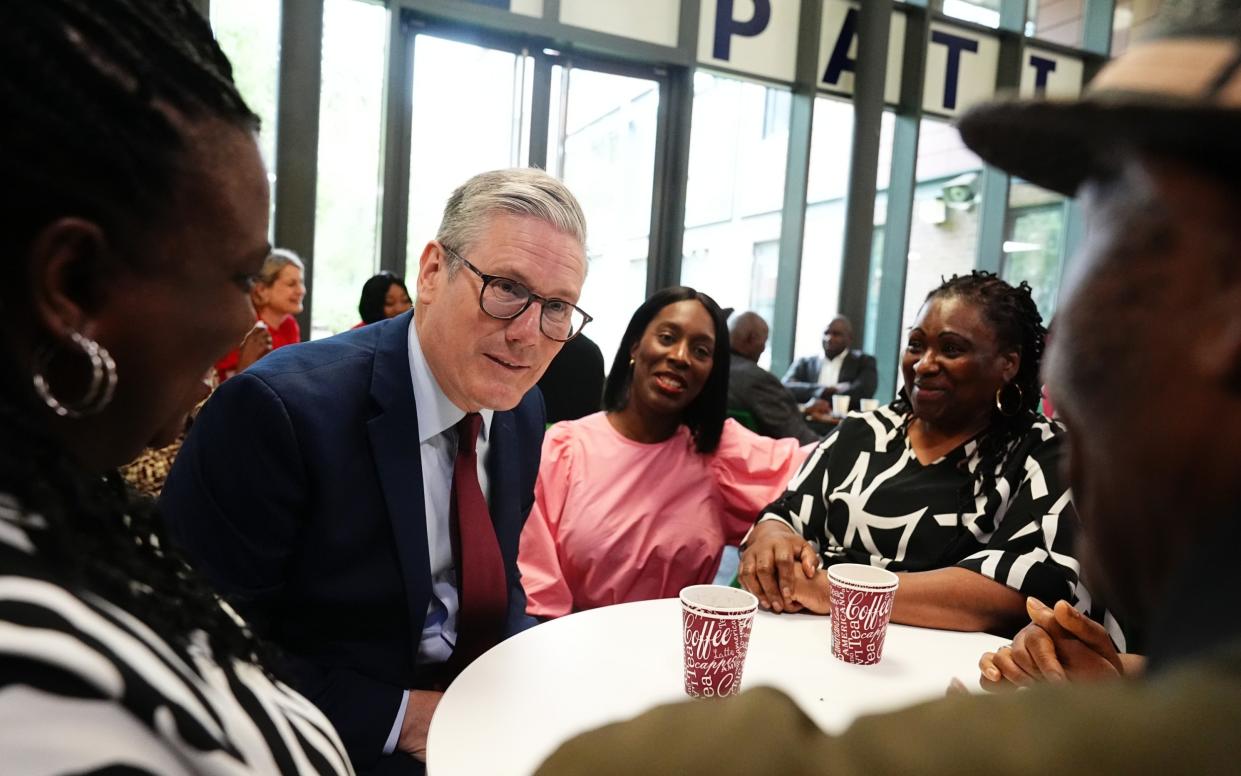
[
  {"x1": 922, "y1": 22, "x2": 999, "y2": 117},
  {"x1": 698, "y1": 0, "x2": 801, "y2": 83},
  {"x1": 1019, "y1": 47, "x2": 1084, "y2": 98}
]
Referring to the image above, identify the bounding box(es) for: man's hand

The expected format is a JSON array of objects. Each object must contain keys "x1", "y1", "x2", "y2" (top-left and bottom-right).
[
  {"x1": 979, "y1": 598, "x2": 1127, "y2": 691},
  {"x1": 738, "y1": 522, "x2": 818, "y2": 613},
  {"x1": 803, "y1": 398, "x2": 830, "y2": 416},
  {"x1": 398, "y1": 689, "x2": 443, "y2": 762}
]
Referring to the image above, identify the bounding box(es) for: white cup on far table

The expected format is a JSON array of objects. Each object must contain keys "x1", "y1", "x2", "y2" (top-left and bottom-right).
[{"x1": 831, "y1": 395, "x2": 851, "y2": 417}]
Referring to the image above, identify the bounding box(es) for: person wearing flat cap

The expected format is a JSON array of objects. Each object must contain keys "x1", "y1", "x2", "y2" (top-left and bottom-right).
[{"x1": 533, "y1": 2, "x2": 1241, "y2": 773}]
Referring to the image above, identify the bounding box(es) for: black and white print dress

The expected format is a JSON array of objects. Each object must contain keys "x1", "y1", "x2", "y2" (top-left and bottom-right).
[
  {"x1": 0, "y1": 493, "x2": 353, "y2": 775},
  {"x1": 758, "y1": 406, "x2": 1127, "y2": 650}
]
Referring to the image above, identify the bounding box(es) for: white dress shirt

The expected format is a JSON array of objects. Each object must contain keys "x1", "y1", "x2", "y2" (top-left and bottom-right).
[
  {"x1": 818, "y1": 349, "x2": 847, "y2": 389},
  {"x1": 385, "y1": 321, "x2": 494, "y2": 754}
]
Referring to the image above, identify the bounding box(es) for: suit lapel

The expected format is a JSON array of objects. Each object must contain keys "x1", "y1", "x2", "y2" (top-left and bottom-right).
[
  {"x1": 839, "y1": 351, "x2": 858, "y2": 381},
  {"x1": 807, "y1": 356, "x2": 824, "y2": 382},
  {"x1": 365, "y1": 312, "x2": 432, "y2": 662}
]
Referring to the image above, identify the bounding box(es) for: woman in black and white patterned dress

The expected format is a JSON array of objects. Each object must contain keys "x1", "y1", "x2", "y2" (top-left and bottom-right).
[
  {"x1": 0, "y1": 1, "x2": 350, "y2": 772},
  {"x1": 739, "y1": 272, "x2": 1125, "y2": 647}
]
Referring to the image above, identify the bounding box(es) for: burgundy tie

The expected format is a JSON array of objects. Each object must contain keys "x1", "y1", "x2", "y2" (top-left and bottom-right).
[{"x1": 450, "y1": 412, "x2": 508, "y2": 669}]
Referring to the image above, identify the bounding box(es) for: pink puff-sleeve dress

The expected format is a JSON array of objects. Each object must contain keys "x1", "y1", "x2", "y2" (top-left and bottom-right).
[{"x1": 518, "y1": 412, "x2": 811, "y2": 618}]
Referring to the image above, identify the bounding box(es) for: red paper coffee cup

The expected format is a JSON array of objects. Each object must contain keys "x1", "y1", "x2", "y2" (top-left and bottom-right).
[
  {"x1": 679, "y1": 585, "x2": 757, "y2": 698},
  {"x1": 827, "y1": 564, "x2": 899, "y2": 665}
]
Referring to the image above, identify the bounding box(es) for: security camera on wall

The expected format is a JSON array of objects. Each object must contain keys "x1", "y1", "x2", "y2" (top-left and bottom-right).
[{"x1": 941, "y1": 172, "x2": 980, "y2": 211}]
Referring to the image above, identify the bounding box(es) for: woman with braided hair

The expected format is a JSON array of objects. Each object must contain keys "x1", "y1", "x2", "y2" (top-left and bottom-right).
[
  {"x1": 0, "y1": 1, "x2": 350, "y2": 772},
  {"x1": 739, "y1": 271, "x2": 1125, "y2": 644}
]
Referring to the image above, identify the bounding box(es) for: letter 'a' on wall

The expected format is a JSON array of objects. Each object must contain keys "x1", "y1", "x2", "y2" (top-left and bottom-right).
[
  {"x1": 1019, "y1": 46, "x2": 1084, "y2": 98},
  {"x1": 819, "y1": 0, "x2": 906, "y2": 103},
  {"x1": 922, "y1": 22, "x2": 999, "y2": 117},
  {"x1": 698, "y1": 0, "x2": 801, "y2": 83}
]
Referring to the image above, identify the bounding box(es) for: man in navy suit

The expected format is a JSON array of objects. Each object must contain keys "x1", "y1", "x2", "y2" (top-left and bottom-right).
[
  {"x1": 782, "y1": 315, "x2": 878, "y2": 411},
  {"x1": 161, "y1": 169, "x2": 590, "y2": 775}
]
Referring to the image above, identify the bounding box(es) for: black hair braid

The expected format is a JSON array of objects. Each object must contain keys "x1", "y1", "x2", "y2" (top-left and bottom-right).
[
  {"x1": 894, "y1": 271, "x2": 1047, "y2": 515},
  {"x1": 0, "y1": 0, "x2": 270, "y2": 667},
  {"x1": 0, "y1": 0, "x2": 259, "y2": 244},
  {"x1": 0, "y1": 396, "x2": 275, "y2": 668}
]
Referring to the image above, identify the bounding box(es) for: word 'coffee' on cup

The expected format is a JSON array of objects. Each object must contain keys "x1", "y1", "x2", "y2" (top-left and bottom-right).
[
  {"x1": 679, "y1": 585, "x2": 757, "y2": 698},
  {"x1": 827, "y1": 564, "x2": 899, "y2": 666}
]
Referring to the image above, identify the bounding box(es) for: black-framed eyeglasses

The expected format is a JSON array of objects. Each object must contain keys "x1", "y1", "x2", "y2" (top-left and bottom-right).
[{"x1": 441, "y1": 244, "x2": 592, "y2": 342}]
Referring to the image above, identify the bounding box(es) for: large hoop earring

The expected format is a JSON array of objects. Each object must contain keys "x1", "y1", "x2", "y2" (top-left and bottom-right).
[
  {"x1": 32, "y1": 331, "x2": 118, "y2": 419},
  {"x1": 995, "y1": 382, "x2": 1024, "y2": 417}
]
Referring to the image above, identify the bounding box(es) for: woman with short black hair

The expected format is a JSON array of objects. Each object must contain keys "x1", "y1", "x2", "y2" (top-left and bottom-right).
[{"x1": 356, "y1": 271, "x2": 413, "y2": 326}]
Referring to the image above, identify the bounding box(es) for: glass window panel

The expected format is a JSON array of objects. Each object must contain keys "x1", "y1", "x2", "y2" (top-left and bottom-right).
[
  {"x1": 681, "y1": 72, "x2": 790, "y2": 362},
  {"x1": 794, "y1": 97, "x2": 855, "y2": 367},
  {"x1": 1002, "y1": 181, "x2": 1066, "y2": 322},
  {"x1": 1111, "y1": 0, "x2": 1165, "y2": 56},
  {"x1": 864, "y1": 112, "x2": 897, "y2": 367},
  {"x1": 1025, "y1": 0, "x2": 1085, "y2": 46},
  {"x1": 406, "y1": 36, "x2": 533, "y2": 266},
  {"x1": 548, "y1": 66, "x2": 660, "y2": 367},
  {"x1": 941, "y1": 0, "x2": 1002, "y2": 27},
  {"x1": 899, "y1": 119, "x2": 984, "y2": 375},
  {"x1": 210, "y1": 0, "x2": 280, "y2": 209},
  {"x1": 310, "y1": 0, "x2": 388, "y2": 338}
]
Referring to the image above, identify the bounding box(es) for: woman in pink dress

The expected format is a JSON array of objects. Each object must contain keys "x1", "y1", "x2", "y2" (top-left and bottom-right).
[{"x1": 519, "y1": 287, "x2": 810, "y2": 618}]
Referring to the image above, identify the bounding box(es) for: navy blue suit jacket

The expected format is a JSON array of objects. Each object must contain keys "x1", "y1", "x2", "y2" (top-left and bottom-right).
[{"x1": 161, "y1": 311, "x2": 541, "y2": 774}]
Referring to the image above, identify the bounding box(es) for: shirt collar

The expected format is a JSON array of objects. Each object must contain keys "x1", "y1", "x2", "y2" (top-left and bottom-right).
[
  {"x1": 826, "y1": 349, "x2": 847, "y2": 367},
  {"x1": 407, "y1": 320, "x2": 494, "y2": 444}
]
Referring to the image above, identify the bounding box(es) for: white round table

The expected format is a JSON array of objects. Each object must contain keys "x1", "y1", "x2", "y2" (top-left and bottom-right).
[{"x1": 427, "y1": 598, "x2": 1007, "y2": 775}]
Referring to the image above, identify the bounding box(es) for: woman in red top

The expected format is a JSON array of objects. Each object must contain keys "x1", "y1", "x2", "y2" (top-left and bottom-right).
[{"x1": 215, "y1": 248, "x2": 305, "y2": 382}]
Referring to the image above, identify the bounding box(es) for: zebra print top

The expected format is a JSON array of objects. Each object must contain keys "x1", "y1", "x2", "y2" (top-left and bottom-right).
[{"x1": 0, "y1": 493, "x2": 353, "y2": 775}]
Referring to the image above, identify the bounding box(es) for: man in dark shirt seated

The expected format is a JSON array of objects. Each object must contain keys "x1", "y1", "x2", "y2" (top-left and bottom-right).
[
  {"x1": 782, "y1": 315, "x2": 878, "y2": 411},
  {"x1": 726, "y1": 312, "x2": 819, "y2": 444}
]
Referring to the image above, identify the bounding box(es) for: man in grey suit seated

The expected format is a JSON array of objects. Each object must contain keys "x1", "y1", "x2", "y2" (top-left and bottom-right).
[
  {"x1": 782, "y1": 315, "x2": 878, "y2": 411},
  {"x1": 726, "y1": 312, "x2": 819, "y2": 444}
]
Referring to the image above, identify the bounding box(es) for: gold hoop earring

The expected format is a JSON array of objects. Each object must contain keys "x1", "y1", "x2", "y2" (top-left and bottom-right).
[
  {"x1": 32, "y1": 331, "x2": 118, "y2": 419},
  {"x1": 995, "y1": 382, "x2": 1023, "y2": 417}
]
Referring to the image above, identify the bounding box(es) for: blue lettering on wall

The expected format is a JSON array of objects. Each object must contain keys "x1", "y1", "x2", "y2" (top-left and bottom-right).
[
  {"x1": 823, "y1": 7, "x2": 859, "y2": 86},
  {"x1": 930, "y1": 30, "x2": 979, "y2": 110},
  {"x1": 713, "y1": 0, "x2": 772, "y2": 61},
  {"x1": 1029, "y1": 55, "x2": 1057, "y2": 95}
]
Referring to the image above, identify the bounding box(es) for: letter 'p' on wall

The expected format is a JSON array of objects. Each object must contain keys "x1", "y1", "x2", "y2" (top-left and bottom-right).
[{"x1": 698, "y1": 0, "x2": 801, "y2": 82}]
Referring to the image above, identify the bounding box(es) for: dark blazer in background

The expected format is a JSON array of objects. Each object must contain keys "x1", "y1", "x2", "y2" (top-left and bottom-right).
[
  {"x1": 161, "y1": 312, "x2": 541, "y2": 775},
  {"x1": 727, "y1": 354, "x2": 820, "y2": 444},
  {"x1": 537, "y1": 332, "x2": 605, "y2": 424},
  {"x1": 782, "y1": 350, "x2": 879, "y2": 409}
]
